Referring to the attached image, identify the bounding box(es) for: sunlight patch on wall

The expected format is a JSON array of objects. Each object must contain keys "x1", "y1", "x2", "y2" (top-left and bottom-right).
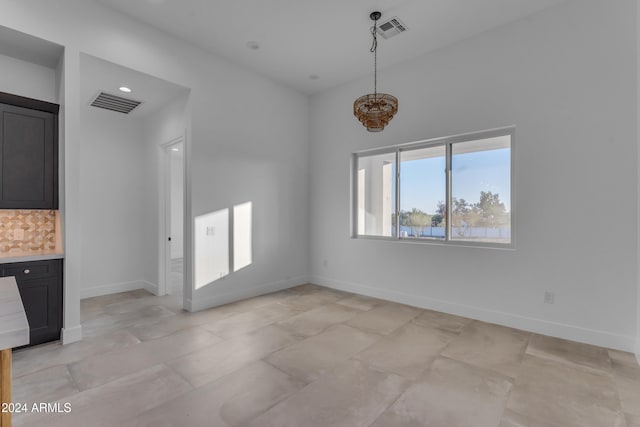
[
  {"x1": 233, "y1": 202, "x2": 252, "y2": 272},
  {"x1": 195, "y1": 208, "x2": 229, "y2": 289},
  {"x1": 194, "y1": 202, "x2": 254, "y2": 289}
]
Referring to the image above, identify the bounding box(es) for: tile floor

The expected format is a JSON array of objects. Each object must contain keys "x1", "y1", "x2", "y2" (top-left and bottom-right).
[{"x1": 10, "y1": 284, "x2": 640, "y2": 427}]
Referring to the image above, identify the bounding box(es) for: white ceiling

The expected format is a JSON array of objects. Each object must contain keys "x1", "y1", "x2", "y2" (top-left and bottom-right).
[
  {"x1": 94, "y1": 0, "x2": 567, "y2": 94},
  {"x1": 80, "y1": 53, "x2": 189, "y2": 118}
]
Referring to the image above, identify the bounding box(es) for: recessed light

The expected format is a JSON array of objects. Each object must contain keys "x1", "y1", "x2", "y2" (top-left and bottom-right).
[
  {"x1": 309, "y1": 74, "x2": 320, "y2": 80},
  {"x1": 171, "y1": 148, "x2": 180, "y2": 151},
  {"x1": 246, "y1": 41, "x2": 260, "y2": 51},
  {"x1": 119, "y1": 86, "x2": 132, "y2": 93}
]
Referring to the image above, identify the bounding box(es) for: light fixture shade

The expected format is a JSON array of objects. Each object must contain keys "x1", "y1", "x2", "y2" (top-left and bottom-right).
[{"x1": 353, "y1": 93, "x2": 398, "y2": 132}]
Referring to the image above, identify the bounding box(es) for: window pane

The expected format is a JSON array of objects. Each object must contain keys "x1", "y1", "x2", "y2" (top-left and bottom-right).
[
  {"x1": 356, "y1": 152, "x2": 396, "y2": 237},
  {"x1": 399, "y1": 145, "x2": 446, "y2": 239},
  {"x1": 451, "y1": 135, "x2": 511, "y2": 243}
]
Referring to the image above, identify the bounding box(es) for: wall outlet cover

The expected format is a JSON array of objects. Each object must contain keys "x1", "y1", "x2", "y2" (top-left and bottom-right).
[{"x1": 544, "y1": 291, "x2": 555, "y2": 304}]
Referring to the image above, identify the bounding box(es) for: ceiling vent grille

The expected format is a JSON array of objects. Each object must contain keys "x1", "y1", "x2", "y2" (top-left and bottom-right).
[
  {"x1": 90, "y1": 92, "x2": 142, "y2": 114},
  {"x1": 376, "y1": 16, "x2": 408, "y2": 39}
]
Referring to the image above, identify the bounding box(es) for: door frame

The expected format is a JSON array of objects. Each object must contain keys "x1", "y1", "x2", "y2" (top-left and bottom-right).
[{"x1": 158, "y1": 136, "x2": 185, "y2": 297}]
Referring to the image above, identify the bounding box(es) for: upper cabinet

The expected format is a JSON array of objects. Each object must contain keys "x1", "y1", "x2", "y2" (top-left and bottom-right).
[{"x1": 0, "y1": 92, "x2": 59, "y2": 209}]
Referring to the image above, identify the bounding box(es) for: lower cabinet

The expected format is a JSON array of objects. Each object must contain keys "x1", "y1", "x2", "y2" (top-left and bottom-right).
[{"x1": 1, "y1": 259, "x2": 63, "y2": 347}]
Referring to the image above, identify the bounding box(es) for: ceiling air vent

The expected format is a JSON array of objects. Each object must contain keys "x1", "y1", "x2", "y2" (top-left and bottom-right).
[
  {"x1": 90, "y1": 92, "x2": 142, "y2": 114},
  {"x1": 376, "y1": 16, "x2": 408, "y2": 40}
]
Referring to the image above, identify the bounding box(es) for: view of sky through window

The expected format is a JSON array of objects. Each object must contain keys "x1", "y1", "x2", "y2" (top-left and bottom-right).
[
  {"x1": 401, "y1": 147, "x2": 510, "y2": 215},
  {"x1": 356, "y1": 131, "x2": 511, "y2": 244}
]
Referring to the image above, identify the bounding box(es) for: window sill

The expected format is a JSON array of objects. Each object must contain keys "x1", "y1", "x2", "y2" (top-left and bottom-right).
[{"x1": 351, "y1": 235, "x2": 515, "y2": 251}]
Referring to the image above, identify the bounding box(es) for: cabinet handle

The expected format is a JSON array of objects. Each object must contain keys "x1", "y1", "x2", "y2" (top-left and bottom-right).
[{"x1": 23, "y1": 269, "x2": 30, "y2": 274}]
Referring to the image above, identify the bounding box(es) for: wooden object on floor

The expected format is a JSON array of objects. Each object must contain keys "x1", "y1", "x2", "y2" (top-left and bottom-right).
[{"x1": 0, "y1": 348, "x2": 11, "y2": 427}]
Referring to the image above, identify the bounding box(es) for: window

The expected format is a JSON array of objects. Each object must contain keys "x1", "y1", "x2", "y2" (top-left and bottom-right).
[
  {"x1": 353, "y1": 128, "x2": 513, "y2": 246},
  {"x1": 355, "y1": 151, "x2": 396, "y2": 237}
]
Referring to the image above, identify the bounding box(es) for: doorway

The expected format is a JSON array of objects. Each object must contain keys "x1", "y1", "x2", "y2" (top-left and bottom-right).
[{"x1": 162, "y1": 137, "x2": 185, "y2": 298}]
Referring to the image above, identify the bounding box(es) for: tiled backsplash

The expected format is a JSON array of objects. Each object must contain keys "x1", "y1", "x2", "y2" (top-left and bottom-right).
[{"x1": 0, "y1": 210, "x2": 57, "y2": 253}]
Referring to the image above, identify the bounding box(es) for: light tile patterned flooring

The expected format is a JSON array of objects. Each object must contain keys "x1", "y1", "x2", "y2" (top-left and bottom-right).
[{"x1": 10, "y1": 284, "x2": 640, "y2": 427}]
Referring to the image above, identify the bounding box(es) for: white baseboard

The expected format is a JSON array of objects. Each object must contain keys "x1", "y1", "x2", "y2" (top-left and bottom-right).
[
  {"x1": 61, "y1": 324, "x2": 82, "y2": 345},
  {"x1": 184, "y1": 275, "x2": 309, "y2": 312},
  {"x1": 80, "y1": 280, "x2": 156, "y2": 300},
  {"x1": 142, "y1": 281, "x2": 160, "y2": 296},
  {"x1": 310, "y1": 275, "x2": 636, "y2": 353}
]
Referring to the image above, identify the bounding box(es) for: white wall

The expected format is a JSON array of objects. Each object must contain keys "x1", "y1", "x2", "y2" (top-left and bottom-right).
[
  {"x1": 188, "y1": 78, "x2": 310, "y2": 310},
  {"x1": 310, "y1": 0, "x2": 637, "y2": 351},
  {"x1": 0, "y1": 52, "x2": 57, "y2": 102},
  {"x1": 78, "y1": 85, "x2": 189, "y2": 300},
  {"x1": 0, "y1": 0, "x2": 310, "y2": 338},
  {"x1": 78, "y1": 106, "x2": 152, "y2": 298}
]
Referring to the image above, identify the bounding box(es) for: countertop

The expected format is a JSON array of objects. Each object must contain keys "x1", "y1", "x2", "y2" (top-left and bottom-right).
[
  {"x1": 0, "y1": 276, "x2": 29, "y2": 350},
  {"x1": 0, "y1": 250, "x2": 64, "y2": 264}
]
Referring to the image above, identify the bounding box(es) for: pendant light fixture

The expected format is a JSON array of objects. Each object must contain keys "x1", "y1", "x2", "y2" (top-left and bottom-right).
[{"x1": 353, "y1": 11, "x2": 398, "y2": 132}]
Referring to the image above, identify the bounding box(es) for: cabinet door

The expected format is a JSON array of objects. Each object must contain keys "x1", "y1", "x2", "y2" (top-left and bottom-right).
[
  {"x1": 1, "y1": 259, "x2": 63, "y2": 347},
  {"x1": 0, "y1": 103, "x2": 57, "y2": 209},
  {"x1": 16, "y1": 275, "x2": 62, "y2": 346}
]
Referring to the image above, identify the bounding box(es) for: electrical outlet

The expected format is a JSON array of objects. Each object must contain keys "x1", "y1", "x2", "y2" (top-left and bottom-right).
[
  {"x1": 206, "y1": 226, "x2": 215, "y2": 236},
  {"x1": 544, "y1": 291, "x2": 555, "y2": 304},
  {"x1": 322, "y1": 259, "x2": 328, "y2": 268}
]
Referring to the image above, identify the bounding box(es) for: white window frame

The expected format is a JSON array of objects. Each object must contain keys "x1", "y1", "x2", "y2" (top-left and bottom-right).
[{"x1": 351, "y1": 126, "x2": 515, "y2": 249}]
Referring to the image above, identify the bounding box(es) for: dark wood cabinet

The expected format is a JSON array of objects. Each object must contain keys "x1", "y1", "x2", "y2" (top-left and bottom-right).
[
  {"x1": 1, "y1": 259, "x2": 63, "y2": 347},
  {"x1": 0, "y1": 92, "x2": 59, "y2": 209}
]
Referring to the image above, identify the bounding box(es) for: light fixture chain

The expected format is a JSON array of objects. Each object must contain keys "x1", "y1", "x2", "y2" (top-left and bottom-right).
[{"x1": 370, "y1": 23, "x2": 378, "y2": 96}]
